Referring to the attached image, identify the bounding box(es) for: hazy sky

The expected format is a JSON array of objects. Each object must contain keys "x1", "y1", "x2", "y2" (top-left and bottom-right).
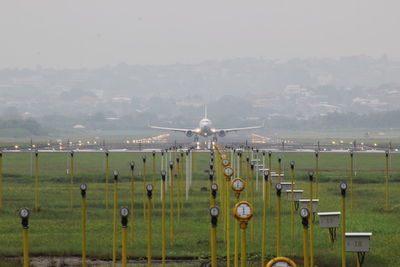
[{"x1": 1, "y1": 1, "x2": 399, "y2": 68}]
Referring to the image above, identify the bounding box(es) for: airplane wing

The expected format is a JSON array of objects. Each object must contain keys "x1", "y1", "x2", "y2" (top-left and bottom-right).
[
  {"x1": 149, "y1": 125, "x2": 191, "y2": 133},
  {"x1": 216, "y1": 124, "x2": 264, "y2": 133}
]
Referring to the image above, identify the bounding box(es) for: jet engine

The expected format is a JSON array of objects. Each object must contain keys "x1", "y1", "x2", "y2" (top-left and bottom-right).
[
  {"x1": 186, "y1": 130, "x2": 193, "y2": 137},
  {"x1": 218, "y1": 130, "x2": 226, "y2": 137}
]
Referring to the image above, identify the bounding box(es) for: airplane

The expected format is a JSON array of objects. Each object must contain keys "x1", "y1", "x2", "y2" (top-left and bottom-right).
[{"x1": 149, "y1": 106, "x2": 264, "y2": 142}]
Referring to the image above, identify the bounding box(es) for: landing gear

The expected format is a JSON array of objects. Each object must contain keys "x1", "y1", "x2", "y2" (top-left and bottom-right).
[
  {"x1": 194, "y1": 135, "x2": 199, "y2": 142},
  {"x1": 212, "y1": 135, "x2": 218, "y2": 142}
]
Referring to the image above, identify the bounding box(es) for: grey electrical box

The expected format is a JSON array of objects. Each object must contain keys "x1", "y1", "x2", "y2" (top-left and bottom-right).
[
  {"x1": 281, "y1": 182, "x2": 295, "y2": 192},
  {"x1": 317, "y1": 212, "x2": 340, "y2": 228},
  {"x1": 286, "y1": 190, "x2": 303, "y2": 201},
  {"x1": 299, "y1": 199, "x2": 319, "y2": 213},
  {"x1": 346, "y1": 232, "x2": 372, "y2": 252},
  {"x1": 271, "y1": 173, "x2": 284, "y2": 184}
]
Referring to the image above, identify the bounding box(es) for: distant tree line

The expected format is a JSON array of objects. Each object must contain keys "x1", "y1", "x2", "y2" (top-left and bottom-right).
[
  {"x1": 0, "y1": 118, "x2": 45, "y2": 135},
  {"x1": 266, "y1": 110, "x2": 400, "y2": 130},
  {"x1": 1, "y1": 109, "x2": 400, "y2": 138}
]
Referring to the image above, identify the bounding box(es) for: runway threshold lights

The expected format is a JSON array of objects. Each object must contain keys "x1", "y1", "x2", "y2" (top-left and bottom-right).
[
  {"x1": 210, "y1": 206, "x2": 219, "y2": 220},
  {"x1": 113, "y1": 170, "x2": 119, "y2": 180},
  {"x1": 223, "y1": 166, "x2": 234, "y2": 178},
  {"x1": 211, "y1": 183, "x2": 218, "y2": 193},
  {"x1": 146, "y1": 184, "x2": 153, "y2": 197},
  {"x1": 130, "y1": 161, "x2": 134, "y2": 171},
  {"x1": 266, "y1": 257, "x2": 296, "y2": 267},
  {"x1": 233, "y1": 201, "x2": 253, "y2": 227},
  {"x1": 231, "y1": 178, "x2": 245, "y2": 198},
  {"x1": 20, "y1": 208, "x2": 29, "y2": 226},
  {"x1": 120, "y1": 207, "x2": 129, "y2": 226},
  {"x1": 222, "y1": 159, "x2": 230, "y2": 167},
  {"x1": 161, "y1": 170, "x2": 167, "y2": 181},
  {"x1": 209, "y1": 170, "x2": 215, "y2": 181},
  {"x1": 80, "y1": 184, "x2": 87, "y2": 197}
]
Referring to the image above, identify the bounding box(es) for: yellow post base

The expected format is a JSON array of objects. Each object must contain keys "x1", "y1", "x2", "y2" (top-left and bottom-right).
[
  {"x1": 303, "y1": 227, "x2": 309, "y2": 267},
  {"x1": 122, "y1": 227, "x2": 127, "y2": 267},
  {"x1": 23, "y1": 228, "x2": 29, "y2": 267}
]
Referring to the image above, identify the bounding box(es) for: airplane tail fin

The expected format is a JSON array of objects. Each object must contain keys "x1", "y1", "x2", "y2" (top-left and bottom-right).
[{"x1": 204, "y1": 104, "x2": 207, "y2": 119}]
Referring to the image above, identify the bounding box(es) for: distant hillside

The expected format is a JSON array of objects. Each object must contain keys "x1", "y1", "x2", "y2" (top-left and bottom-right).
[{"x1": 0, "y1": 118, "x2": 46, "y2": 138}]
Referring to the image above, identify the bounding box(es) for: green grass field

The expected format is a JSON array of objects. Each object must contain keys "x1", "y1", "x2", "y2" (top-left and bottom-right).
[{"x1": 0, "y1": 151, "x2": 399, "y2": 266}]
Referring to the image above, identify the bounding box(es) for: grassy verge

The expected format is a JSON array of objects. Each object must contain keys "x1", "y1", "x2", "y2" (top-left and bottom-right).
[{"x1": 0, "y1": 151, "x2": 399, "y2": 266}]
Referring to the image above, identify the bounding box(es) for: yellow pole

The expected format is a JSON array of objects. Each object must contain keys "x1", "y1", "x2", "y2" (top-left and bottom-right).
[
  {"x1": 276, "y1": 184, "x2": 282, "y2": 257},
  {"x1": 34, "y1": 151, "x2": 40, "y2": 211},
  {"x1": 341, "y1": 184, "x2": 347, "y2": 267},
  {"x1": 245, "y1": 157, "x2": 249, "y2": 201},
  {"x1": 239, "y1": 153, "x2": 243, "y2": 179},
  {"x1": 350, "y1": 151, "x2": 354, "y2": 212},
  {"x1": 278, "y1": 157, "x2": 282, "y2": 183},
  {"x1": 234, "y1": 195, "x2": 240, "y2": 267},
  {"x1": 210, "y1": 207, "x2": 219, "y2": 267},
  {"x1": 209, "y1": 172, "x2": 214, "y2": 206},
  {"x1": 223, "y1": 163, "x2": 227, "y2": 243},
  {"x1": 180, "y1": 153, "x2": 184, "y2": 211},
  {"x1": 105, "y1": 152, "x2": 109, "y2": 209},
  {"x1": 143, "y1": 156, "x2": 147, "y2": 222},
  {"x1": 309, "y1": 172, "x2": 314, "y2": 267},
  {"x1": 70, "y1": 151, "x2": 74, "y2": 210},
  {"x1": 0, "y1": 152, "x2": 2, "y2": 211},
  {"x1": 216, "y1": 155, "x2": 225, "y2": 242},
  {"x1": 120, "y1": 207, "x2": 129, "y2": 267},
  {"x1": 240, "y1": 224, "x2": 247, "y2": 267},
  {"x1": 147, "y1": 186, "x2": 153, "y2": 267},
  {"x1": 226, "y1": 178, "x2": 231, "y2": 267},
  {"x1": 177, "y1": 157, "x2": 181, "y2": 222},
  {"x1": 23, "y1": 228, "x2": 29, "y2": 267},
  {"x1": 112, "y1": 171, "x2": 119, "y2": 267},
  {"x1": 161, "y1": 172, "x2": 166, "y2": 267},
  {"x1": 19, "y1": 208, "x2": 30, "y2": 267},
  {"x1": 268, "y1": 152, "x2": 272, "y2": 208},
  {"x1": 169, "y1": 162, "x2": 174, "y2": 243},
  {"x1": 152, "y1": 152, "x2": 156, "y2": 185},
  {"x1": 193, "y1": 149, "x2": 196, "y2": 175},
  {"x1": 211, "y1": 224, "x2": 217, "y2": 267},
  {"x1": 261, "y1": 171, "x2": 268, "y2": 267},
  {"x1": 315, "y1": 152, "x2": 319, "y2": 198},
  {"x1": 385, "y1": 151, "x2": 389, "y2": 210},
  {"x1": 211, "y1": 182, "x2": 218, "y2": 265},
  {"x1": 211, "y1": 184, "x2": 217, "y2": 207},
  {"x1": 302, "y1": 214, "x2": 310, "y2": 267},
  {"x1": 130, "y1": 162, "x2": 135, "y2": 244},
  {"x1": 218, "y1": 156, "x2": 224, "y2": 209},
  {"x1": 290, "y1": 162, "x2": 295, "y2": 243},
  {"x1": 250, "y1": 164, "x2": 254, "y2": 242},
  {"x1": 152, "y1": 152, "x2": 156, "y2": 210},
  {"x1": 122, "y1": 226, "x2": 127, "y2": 267},
  {"x1": 81, "y1": 185, "x2": 87, "y2": 267}
]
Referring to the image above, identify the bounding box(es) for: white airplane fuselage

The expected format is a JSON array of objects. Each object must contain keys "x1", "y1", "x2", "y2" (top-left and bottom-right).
[{"x1": 198, "y1": 118, "x2": 213, "y2": 137}]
